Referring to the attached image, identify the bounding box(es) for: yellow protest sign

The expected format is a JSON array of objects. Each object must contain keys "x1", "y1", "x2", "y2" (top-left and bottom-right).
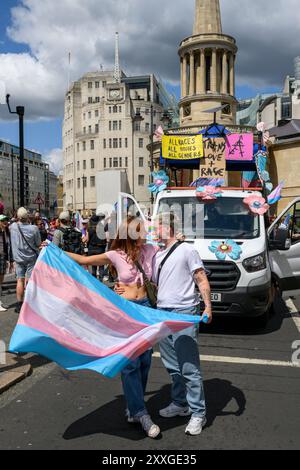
[
  {"x1": 200, "y1": 137, "x2": 226, "y2": 178},
  {"x1": 162, "y1": 135, "x2": 204, "y2": 160}
]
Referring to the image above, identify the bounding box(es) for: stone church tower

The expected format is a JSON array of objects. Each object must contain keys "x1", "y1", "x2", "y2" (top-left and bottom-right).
[{"x1": 179, "y1": 0, "x2": 238, "y2": 126}]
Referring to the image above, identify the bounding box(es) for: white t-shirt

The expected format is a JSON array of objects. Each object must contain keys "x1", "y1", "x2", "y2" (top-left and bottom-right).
[{"x1": 152, "y1": 242, "x2": 204, "y2": 309}]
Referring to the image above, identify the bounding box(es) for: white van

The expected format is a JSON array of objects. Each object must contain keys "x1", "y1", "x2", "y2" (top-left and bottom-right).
[{"x1": 118, "y1": 188, "x2": 300, "y2": 327}]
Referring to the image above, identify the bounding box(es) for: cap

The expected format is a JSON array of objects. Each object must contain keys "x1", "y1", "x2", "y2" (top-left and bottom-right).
[
  {"x1": 0, "y1": 215, "x2": 8, "y2": 222},
  {"x1": 59, "y1": 211, "x2": 70, "y2": 221}
]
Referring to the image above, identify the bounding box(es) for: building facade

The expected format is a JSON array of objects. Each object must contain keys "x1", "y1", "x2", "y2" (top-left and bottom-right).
[
  {"x1": 0, "y1": 140, "x2": 58, "y2": 216},
  {"x1": 63, "y1": 72, "x2": 175, "y2": 214}
]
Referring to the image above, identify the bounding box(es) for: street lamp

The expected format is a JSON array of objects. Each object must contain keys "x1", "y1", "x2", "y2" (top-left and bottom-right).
[
  {"x1": 131, "y1": 110, "x2": 144, "y2": 198},
  {"x1": 6, "y1": 94, "x2": 25, "y2": 208},
  {"x1": 82, "y1": 175, "x2": 86, "y2": 213},
  {"x1": 133, "y1": 106, "x2": 172, "y2": 205}
]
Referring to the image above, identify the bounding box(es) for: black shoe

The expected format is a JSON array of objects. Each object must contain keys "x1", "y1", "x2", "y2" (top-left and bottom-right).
[{"x1": 14, "y1": 303, "x2": 23, "y2": 314}]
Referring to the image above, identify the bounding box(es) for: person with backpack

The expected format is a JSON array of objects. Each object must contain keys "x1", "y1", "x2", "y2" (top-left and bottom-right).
[
  {"x1": 86, "y1": 214, "x2": 108, "y2": 280},
  {"x1": 53, "y1": 212, "x2": 83, "y2": 254},
  {"x1": 9, "y1": 207, "x2": 41, "y2": 313}
]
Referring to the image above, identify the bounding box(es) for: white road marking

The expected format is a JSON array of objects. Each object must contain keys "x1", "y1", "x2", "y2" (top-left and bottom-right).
[
  {"x1": 286, "y1": 298, "x2": 300, "y2": 334},
  {"x1": 152, "y1": 352, "x2": 300, "y2": 368}
]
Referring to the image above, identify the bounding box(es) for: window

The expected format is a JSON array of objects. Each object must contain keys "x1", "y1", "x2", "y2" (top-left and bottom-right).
[
  {"x1": 113, "y1": 138, "x2": 118, "y2": 148},
  {"x1": 90, "y1": 176, "x2": 95, "y2": 187},
  {"x1": 113, "y1": 158, "x2": 118, "y2": 168},
  {"x1": 88, "y1": 82, "x2": 93, "y2": 89},
  {"x1": 95, "y1": 97, "x2": 100, "y2": 103},
  {"x1": 83, "y1": 141, "x2": 86, "y2": 151},
  {"x1": 83, "y1": 113, "x2": 86, "y2": 120},
  {"x1": 125, "y1": 138, "x2": 128, "y2": 148},
  {"x1": 83, "y1": 160, "x2": 86, "y2": 170},
  {"x1": 145, "y1": 123, "x2": 150, "y2": 133},
  {"x1": 77, "y1": 161, "x2": 80, "y2": 170},
  {"x1": 88, "y1": 125, "x2": 92, "y2": 134},
  {"x1": 109, "y1": 138, "x2": 112, "y2": 148},
  {"x1": 113, "y1": 105, "x2": 118, "y2": 113},
  {"x1": 109, "y1": 121, "x2": 112, "y2": 131},
  {"x1": 119, "y1": 157, "x2": 122, "y2": 167},
  {"x1": 109, "y1": 107, "x2": 112, "y2": 113},
  {"x1": 125, "y1": 157, "x2": 128, "y2": 167},
  {"x1": 103, "y1": 139, "x2": 106, "y2": 149},
  {"x1": 95, "y1": 81, "x2": 99, "y2": 89},
  {"x1": 95, "y1": 124, "x2": 99, "y2": 133},
  {"x1": 102, "y1": 81, "x2": 106, "y2": 87},
  {"x1": 145, "y1": 108, "x2": 149, "y2": 115},
  {"x1": 91, "y1": 159, "x2": 95, "y2": 169},
  {"x1": 113, "y1": 121, "x2": 118, "y2": 131},
  {"x1": 104, "y1": 158, "x2": 107, "y2": 168},
  {"x1": 83, "y1": 127, "x2": 86, "y2": 134},
  {"x1": 77, "y1": 143, "x2": 80, "y2": 152},
  {"x1": 119, "y1": 121, "x2": 122, "y2": 131},
  {"x1": 139, "y1": 138, "x2": 144, "y2": 148},
  {"x1": 77, "y1": 178, "x2": 81, "y2": 189},
  {"x1": 83, "y1": 177, "x2": 87, "y2": 188},
  {"x1": 88, "y1": 112, "x2": 91, "y2": 119},
  {"x1": 109, "y1": 158, "x2": 112, "y2": 168},
  {"x1": 135, "y1": 122, "x2": 141, "y2": 132},
  {"x1": 138, "y1": 175, "x2": 145, "y2": 186},
  {"x1": 88, "y1": 97, "x2": 93, "y2": 103},
  {"x1": 95, "y1": 110, "x2": 99, "y2": 118},
  {"x1": 90, "y1": 140, "x2": 95, "y2": 150},
  {"x1": 119, "y1": 138, "x2": 122, "y2": 148},
  {"x1": 119, "y1": 106, "x2": 122, "y2": 113},
  {"x1": 139, "y1": 157, "x2": 144, "y2": 167}
]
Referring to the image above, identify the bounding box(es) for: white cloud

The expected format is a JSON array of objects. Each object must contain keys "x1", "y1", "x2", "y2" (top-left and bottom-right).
[
  {"x1": 43, "y1": 148, "x2": 63, "y2": 175},
  {"x1": 0, "y1": 0, "x2": 299, "y2": 122}
]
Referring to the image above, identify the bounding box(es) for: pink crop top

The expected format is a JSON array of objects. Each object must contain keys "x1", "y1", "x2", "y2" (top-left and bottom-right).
[{"x1": 106, "y1": 245, "x2": 159, "y2": 285}]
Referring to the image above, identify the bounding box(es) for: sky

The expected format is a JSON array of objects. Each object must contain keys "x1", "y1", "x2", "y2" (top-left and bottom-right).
[{"x1": 0, "y1": 0, "x2": 299, "y2": 174}]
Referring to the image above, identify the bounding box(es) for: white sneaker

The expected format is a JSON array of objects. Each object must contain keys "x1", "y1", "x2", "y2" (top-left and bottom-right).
[
  {"x1": 159, "y1": 402, "x2": 192, "y2": 418},
  {"x1": 138, "y1": 414, "x2": 160, "y2": 439},
  {"x1": 185, "y1": 416, "x2": 207, "y2": 436},
  {"x1": 0, "y1": 301, "x2": 7, "y2": 312}
]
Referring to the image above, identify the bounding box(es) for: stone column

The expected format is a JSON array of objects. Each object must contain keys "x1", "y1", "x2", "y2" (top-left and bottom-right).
[
  {"x1": 182, "y1": 54, "x2": 187, "y2": 97},
  {"x1": 211, "y1": 48, "x2": 217, "y2": 93},
  {"x1": 200, "y1": 49, "x2": 206, "y2": 93},
  {"x1": 189, "y1": 51, "x2": 195, "y2": 95},
  {"x1": 196, "y1": 51, "x2": 201, "y2": 94},
  {"x1": 222, "y1": 50, "x2": 228, "y2": 94},
  {"x1": 230, "y1": 53, "x2": 235, "y2": 96},
  {"x1": 180, "y1": 58, "x2": 183, "y2": 98}
]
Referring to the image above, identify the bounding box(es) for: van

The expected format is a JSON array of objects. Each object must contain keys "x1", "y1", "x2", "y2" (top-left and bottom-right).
[{"x1": 118, "y1": 188, "x2": 300, "y2": 327}]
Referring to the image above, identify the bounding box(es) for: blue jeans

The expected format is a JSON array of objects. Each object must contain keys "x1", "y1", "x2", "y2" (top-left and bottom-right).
[
  {"x1": 159, "y1": 305, "x2": 206, "y2": 418},
  {"x1": 121, "y1": 298, "x2": 153, "y2": 419}
]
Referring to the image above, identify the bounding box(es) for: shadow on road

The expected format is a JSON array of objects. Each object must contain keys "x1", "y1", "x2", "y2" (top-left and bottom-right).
[{"x1": 63, "y1": 379, "x2": 246, "y2": 441}]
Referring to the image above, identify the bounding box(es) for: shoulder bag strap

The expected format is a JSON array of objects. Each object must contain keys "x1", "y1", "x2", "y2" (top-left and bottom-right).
[
  {"x1": 156, "y1": 241, "x2": 184, "y2": 287},
  {"x1": 17, "y1": 224, "x2": 39, "y2": 257}
]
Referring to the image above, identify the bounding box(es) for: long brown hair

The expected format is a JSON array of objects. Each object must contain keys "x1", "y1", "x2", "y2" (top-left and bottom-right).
[{"x1": 109, "y1": 216, "x2": 143, "y2": 277}]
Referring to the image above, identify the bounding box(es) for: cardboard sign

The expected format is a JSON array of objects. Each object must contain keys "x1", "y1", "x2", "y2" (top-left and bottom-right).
[
  {"x1": 162, "y1": 135, "x2": 204, "y2": 160},
  {"x1": 226, "y1": 134, "x2": 254, "y2": 161},
  {"x1": 199, "y1": 137, "x2": 226, "y2": 179}
]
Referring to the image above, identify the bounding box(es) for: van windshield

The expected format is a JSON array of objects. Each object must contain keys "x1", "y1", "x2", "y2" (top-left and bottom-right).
[{"x1": 157, "y1": 196, "x2": 260, "y2": 240}]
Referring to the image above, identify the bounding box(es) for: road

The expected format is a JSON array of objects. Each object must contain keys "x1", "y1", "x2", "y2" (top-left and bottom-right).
[{"x1": 0, "y1": 284, "x2": 300, "y2": 450}]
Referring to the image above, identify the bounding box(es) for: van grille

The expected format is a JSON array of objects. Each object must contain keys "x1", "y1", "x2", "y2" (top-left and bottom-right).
[{"x1": 203, "y1": 260, "x2": 240, "y2": 291}]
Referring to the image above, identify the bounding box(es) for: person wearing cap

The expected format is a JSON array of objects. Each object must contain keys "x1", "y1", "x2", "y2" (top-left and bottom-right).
[
  {"x1": 52, "y1": 211, "x2": 72, "y2": 248},
  {"x1": 0, "y1": 215, "x2": 13, "y2": 312},
  {"x1": 9, "y1": 208, "x2": 41, "y2": 313}
]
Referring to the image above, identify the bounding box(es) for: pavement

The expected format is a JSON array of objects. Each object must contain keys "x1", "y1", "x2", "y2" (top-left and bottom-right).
[{"x1": 0, "y1": 275, "x2": 300, "y2": 449}]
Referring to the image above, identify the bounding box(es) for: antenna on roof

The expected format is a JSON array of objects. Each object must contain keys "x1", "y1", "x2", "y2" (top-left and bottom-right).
[{"x1": 114, "y1": 32, "x2": 121, "y2": 83}]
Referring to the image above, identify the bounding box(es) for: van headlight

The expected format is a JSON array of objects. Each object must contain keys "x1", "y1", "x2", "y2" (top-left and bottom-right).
[{"x1": 243, "y1": 253, "x2": 266, "y2": 272}]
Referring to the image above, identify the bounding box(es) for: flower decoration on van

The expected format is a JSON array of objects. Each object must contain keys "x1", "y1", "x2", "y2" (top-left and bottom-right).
[
  {"x1": 209, "y1": 240, "x2": 242, "y2": 261},
  {"x1": 196, "y1": 186, "x2": 223, "y2": 201},
  {"x1": 243, "y1": 195, "x2": 269, "y2": 215},
  {"x1": 148, "y1": 170, "x2": 169, "y2": 195}
]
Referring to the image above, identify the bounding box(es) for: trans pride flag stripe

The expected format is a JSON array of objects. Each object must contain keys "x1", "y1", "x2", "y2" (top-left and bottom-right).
[{"x1": 9, "y1": 244, "x2": 200, "y2": 378}]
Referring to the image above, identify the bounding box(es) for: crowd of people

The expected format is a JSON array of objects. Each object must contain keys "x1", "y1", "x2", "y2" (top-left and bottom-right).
[
  {"x1": 0, "y1": 208, "x2": 117, "y2": 313},
  {"x1": 0, "y1": 205, "x2": 212, "y2": 440}
]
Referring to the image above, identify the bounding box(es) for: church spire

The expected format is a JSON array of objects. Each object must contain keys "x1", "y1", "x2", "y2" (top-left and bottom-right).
[
  {"x1": 114, "y1": 32, "x2": 121, "y2": 83},
  {"x1": 193, "y1": 0, "x2": 222, "y2": 35}
]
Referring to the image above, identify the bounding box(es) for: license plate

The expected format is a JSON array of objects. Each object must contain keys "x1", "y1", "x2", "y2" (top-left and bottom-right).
[{"x1": 199, "y1": 293, "x2": 222, "y2": 302}]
